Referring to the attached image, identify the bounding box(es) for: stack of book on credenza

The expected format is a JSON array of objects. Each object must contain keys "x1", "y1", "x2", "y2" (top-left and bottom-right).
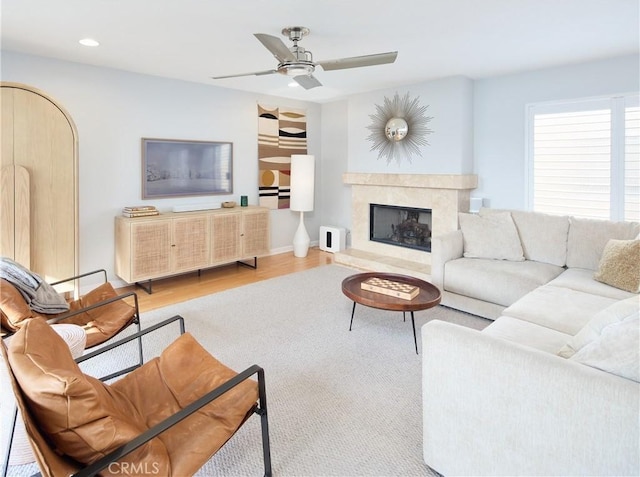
[{"x1": 122, "y1": 205, "x2": 159, "y2": 218}]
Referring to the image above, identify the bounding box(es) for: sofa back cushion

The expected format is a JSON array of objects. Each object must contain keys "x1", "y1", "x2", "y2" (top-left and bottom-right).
[
  {"x1": 459, "y1": 212, "x2": 524, "y2": 261},
  {"x1": 480, "y1": 208, "x2": 570, "y2": 266},
  {"x1": 566, "y1": 217, "x2": 640, "y2": 270}
]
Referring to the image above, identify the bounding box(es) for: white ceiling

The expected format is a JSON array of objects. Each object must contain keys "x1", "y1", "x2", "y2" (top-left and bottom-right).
[{"x1": 2, "y1": 0, "x2": 638, "y2": 103}]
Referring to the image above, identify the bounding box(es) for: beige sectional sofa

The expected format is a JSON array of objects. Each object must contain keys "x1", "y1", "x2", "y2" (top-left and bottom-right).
[{"x1": 423, "y1": 209, "x2": 640, "y2": 475}]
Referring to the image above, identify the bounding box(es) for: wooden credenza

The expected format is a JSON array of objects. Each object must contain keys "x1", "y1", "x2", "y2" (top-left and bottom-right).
[{"x1": 115, "y1": 206, "x2": 270, "y2": 290}]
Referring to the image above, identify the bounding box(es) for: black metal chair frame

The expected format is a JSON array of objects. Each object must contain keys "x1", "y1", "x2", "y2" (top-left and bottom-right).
[{"x1": 2, "y1": 315, "x2": 272, "y2": 477}]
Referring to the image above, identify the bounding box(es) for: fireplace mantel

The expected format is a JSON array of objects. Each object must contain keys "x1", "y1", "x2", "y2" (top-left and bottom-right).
[
  {"x1": 343, "y1": 173, "x2": 477, "y2": 190},
  {"x1": 336, "y1": 173, "x2": 477, "y2": 280}
]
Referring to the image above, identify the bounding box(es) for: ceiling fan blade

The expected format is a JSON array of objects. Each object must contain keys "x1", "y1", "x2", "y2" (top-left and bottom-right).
[
  {"x1": 211, "y1": 69, "x2": 277, "y2": 80},
  {"x1": 254, "y1": 33, "x2": 296, "y2": 63},
  {"x1": 317, "y1": 51, "x2": 398, "y2": 71},
  {"x1": 294, "y1": 74, "x2": 323, "y2": 90}
]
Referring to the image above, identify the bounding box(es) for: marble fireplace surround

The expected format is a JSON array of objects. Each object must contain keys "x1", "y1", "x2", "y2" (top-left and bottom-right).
[{"x1": 334, "y1": 173, "x2": 477, "y2": 280}]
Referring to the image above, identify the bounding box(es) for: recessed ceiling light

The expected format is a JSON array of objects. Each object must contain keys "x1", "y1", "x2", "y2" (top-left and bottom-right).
[{"x1": 79, "y1": 38, "x2": 100, "y2": 47}]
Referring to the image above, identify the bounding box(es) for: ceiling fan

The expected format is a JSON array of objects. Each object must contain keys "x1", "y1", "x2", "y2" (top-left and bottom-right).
[{"x1": 211, "y1": 26, "x2": 398, "y2": 90}]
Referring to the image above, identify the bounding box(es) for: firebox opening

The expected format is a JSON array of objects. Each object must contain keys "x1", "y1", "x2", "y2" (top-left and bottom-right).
[{"x1": 369, "y1": 203, "x2": 432, "y2": 252}]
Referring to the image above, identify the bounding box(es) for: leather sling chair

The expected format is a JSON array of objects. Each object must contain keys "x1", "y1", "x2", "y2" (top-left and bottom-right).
[
  {"x1": 1, "y1": 316, "x2": 272, "y2": 477},
  {"x1": 1, "y1": 269, "x2": 141, "y2": 354},
  {"x1": 1, "y1": 269, "x2": 144, "y2": 472}
]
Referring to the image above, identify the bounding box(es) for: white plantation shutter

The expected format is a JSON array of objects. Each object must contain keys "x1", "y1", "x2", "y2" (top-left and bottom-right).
[
  {"x1": 625, "y1": 104, "x2": 640, "y2": 222},
  {"x1": 527, "y1": 95, "x2": 640, "y2": 221}
]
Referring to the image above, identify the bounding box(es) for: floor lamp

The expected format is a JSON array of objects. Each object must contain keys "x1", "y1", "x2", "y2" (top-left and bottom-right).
[{"x1": 290, "y1": 154, "x2": 315, "y2": 258}]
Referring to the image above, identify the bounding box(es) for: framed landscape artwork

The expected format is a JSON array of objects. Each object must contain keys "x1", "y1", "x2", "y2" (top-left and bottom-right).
[{"x1": 142, "y1": 138, "x2": 233, "y2": 199}]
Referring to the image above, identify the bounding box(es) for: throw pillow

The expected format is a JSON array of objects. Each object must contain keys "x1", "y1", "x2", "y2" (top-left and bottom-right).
[
  {"x1": 558, "y1": 296, "x2": 639, "y2": 358},
  {"x1": 569, "y1": 317, "x2": 639, "y2": 382},
  {"x1": 459, "y1": 212, "x2": 525, "y2": 261},
  {"x1": 593, "y1": 239, "x2": 640, "y2": 293}
]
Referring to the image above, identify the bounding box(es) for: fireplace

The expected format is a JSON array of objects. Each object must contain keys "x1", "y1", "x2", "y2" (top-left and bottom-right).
[
  {"x1": 336, "y1": 173, "x2": 477, "y2": 279},
  {"x1": 370, "y1": 203, "x2": 432, "y2": 252}
]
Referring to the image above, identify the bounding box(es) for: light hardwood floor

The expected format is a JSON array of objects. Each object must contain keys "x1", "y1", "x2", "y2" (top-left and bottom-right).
[{"x1": 117, "y1": 247, "x2": 335, "y2": 313}]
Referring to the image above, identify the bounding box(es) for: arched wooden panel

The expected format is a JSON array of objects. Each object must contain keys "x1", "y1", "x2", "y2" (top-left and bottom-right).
[{"x1": 1, "y1": 82, "x2": 78, "y2": 291}]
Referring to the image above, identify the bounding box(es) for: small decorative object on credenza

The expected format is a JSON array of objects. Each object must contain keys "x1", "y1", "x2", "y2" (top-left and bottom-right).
[
  {"x1": 122, "y1": 205, "x2": 159, "y2": 218},
  {"x1": 361, "y1": 277, "x2": 419, "y2": 300},
  {"x1": 221, "y1": 201, "x2": 236, "y2": 208}
]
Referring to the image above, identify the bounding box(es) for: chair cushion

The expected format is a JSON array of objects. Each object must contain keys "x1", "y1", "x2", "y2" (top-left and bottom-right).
[
  {"x1": 6, "y1": 318, "x2": 169, "y2": 472},
  {"x1": 61, "y1": 282, "x2": 136, "y2": 348},
  {"x1": 0, "y1": 278, "x2": 33, "y2": 331},
  {"x1": 112, "y1": 332, "x2": 259, "y2": 476}
]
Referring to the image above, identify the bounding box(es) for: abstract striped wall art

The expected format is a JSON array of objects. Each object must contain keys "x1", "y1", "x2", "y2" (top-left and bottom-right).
[{"x1": 258, "y1": 104, "x2": 307, "y2": 209}]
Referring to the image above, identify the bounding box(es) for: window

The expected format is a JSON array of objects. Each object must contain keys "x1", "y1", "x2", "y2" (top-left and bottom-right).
[{"x1": 526, "y1": 94, "x2": 639, "y2": 221}]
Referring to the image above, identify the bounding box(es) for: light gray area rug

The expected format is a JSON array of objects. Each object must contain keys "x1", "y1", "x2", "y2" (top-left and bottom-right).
[{"x1": 2, "y1": 264, "x2": 490, "y2": 477}]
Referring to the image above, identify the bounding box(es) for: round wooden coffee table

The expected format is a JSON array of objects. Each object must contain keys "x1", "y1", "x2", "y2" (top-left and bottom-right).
[{"x1": 341, "y1": 272, "x2": 441, "y2": 354}]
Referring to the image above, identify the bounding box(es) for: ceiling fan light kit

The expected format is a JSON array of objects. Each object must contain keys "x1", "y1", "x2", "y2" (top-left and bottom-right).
[{"x1": 212, "y1": 26, "x2": 398, "y2": 89}]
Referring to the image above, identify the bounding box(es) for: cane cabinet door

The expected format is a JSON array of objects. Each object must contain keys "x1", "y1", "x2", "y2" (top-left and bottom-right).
[
  {"x1": 241, "y1": 208, "x2": 270, "y2": 258},
  {"x1": 211, "y1": 212, "x2": 241, "y2": 264},
  {"x1": 171, "y1": 215, "x2": 210, "y2": 273},
  {"x1": 130, "y1": 220, "x2": 171, "y2": 281}
]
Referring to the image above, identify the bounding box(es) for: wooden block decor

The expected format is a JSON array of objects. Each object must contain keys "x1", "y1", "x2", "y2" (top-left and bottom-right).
[
  {"x1": 257, "y1": 104, "x2": 307, "y2": 209},
  {"x1": 361, "y1": 277, "x2": 420, "y2": 300}
]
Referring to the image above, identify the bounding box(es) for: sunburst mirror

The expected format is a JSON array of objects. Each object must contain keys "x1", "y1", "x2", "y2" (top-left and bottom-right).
[{"x1": 366, "y1": 92, "x2": 433, "y2": 165}]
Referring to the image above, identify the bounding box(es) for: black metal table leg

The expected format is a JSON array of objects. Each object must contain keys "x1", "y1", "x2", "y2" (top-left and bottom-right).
[
  {"x1": 135, "y1": 279, "x2": 152, "y2": 294},
  {"x1": 411, "y1": 311, "x2": 418, "y2": 354},
  {"x1": 349, "y1": 302, "x2": 357, "y2": 331}
]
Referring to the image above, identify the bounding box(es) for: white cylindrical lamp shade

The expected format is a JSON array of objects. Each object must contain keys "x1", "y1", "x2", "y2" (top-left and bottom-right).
[{"x1": 290, "y1": 154, "x2": 315, "y2": 212}]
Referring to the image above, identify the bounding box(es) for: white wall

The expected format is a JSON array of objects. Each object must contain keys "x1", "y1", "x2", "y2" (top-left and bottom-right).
[
  {"x1": 319, "y1": 100, "x2": 351, "y2": 240},
  {"x1": 1, "y1": 51, "x2": 321, "y2": 285},
  {"x1": 319, "y1": 75, "x2": 475, "y2": 237},
  {"x1": 3, "y1": 51, "x2": 637, "y2": 283},
  {"x1": 347, "y1": 76, "x2": 474, "y2": 174},
  {"x1": 473, "y1": 54, "x2": 640, "y2": 209}
]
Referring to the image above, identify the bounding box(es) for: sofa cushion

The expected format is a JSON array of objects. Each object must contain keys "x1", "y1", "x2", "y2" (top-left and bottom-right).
[
  {"x1": 593, "y1": 239, "x2": 640, "y2": 293},
  {"x1": 502, "y1": 284, "x2": 618, "y2": 335},
  {"x1": 566, "y1": 217, "x2": 640, "y2": 270},
  {"x1": 483, "y1": 316, "x2": 572, "y2": 354},
  {"x1": 547, "y1": 268, "x2": 636, "y2": 301},
  {"x1": 480, "y1": 208, "x2": 570, "y2": 266},
  {"x1": 444, "y1": 258, "x2": 564, "y2": 307},
  {"x1": 569, "y1": 317, "x2": 640, "y2": 382},
  {"x1": 558, "y1": 296, "x2": 639, "y2": 358},
  {"x1": 459, "y1": 212, "x2": 525, "y2": 261}
]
